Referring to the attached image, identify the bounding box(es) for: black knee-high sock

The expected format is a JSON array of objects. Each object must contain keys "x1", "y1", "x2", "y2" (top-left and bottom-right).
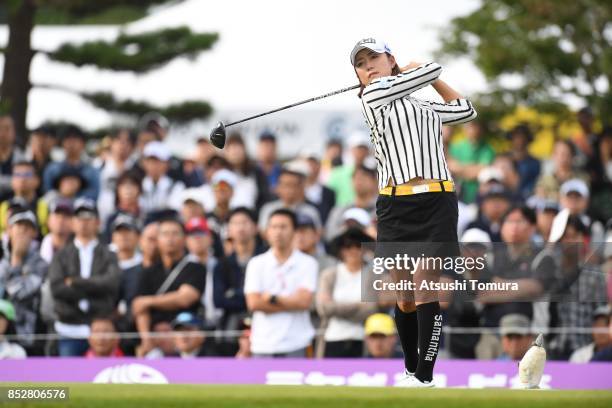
[
  {"x1": 393, "y1": 304, "x2": 419, "y2": 373},
  {"x1": 415, "y1": 302, "x2": 442, "y2": 382}
]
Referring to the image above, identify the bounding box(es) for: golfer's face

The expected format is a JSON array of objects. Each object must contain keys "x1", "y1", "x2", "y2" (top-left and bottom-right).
[{"x1": 354, "y1": 49, "x2": 394, "y2": 85}]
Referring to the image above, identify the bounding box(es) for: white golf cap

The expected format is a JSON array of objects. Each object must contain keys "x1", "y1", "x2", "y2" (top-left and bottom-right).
[
  {"x1": 347, "y1": 131, "x2": 370, "y2": 149},
  {"x1": 283, "y1": 159, "x2": 311, "y2": 178},
  {"x1": 548, "y1": 208, "x2": 570, "y2": 243},
  {"x1": 350, "y1": 38, "x2": 392, "y2": 66},
  {"x1": 342, "y1": 207, "x2": 371, "y2": 228},
  {"x1": 478, "y1": 166, "x2": 504, "y2": 184},
  {"x1": 143, "y1": 141, "x2": 170, "y2": 161},
  {"x1": 211, "y1": 169, "x2": 238, "y2": 188},
  {"x1": 461, "y1": 228, "x2": 492, "y2": 249},
  {"x1": 560, "y1": 178, "x2": 589, "y2": 198}
]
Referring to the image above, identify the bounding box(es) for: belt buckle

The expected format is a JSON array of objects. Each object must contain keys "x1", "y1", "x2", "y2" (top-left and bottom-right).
[{"x1": 412, "y1": 184, "x2": 430, "y2": 194}]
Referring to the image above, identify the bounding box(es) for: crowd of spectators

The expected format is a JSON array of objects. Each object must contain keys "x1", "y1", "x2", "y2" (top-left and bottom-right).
[{"x1": 0, "y1": 108, "x2": 610, "y2": 362}]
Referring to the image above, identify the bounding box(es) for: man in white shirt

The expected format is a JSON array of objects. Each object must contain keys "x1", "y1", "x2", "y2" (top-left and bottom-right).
[{"x1": 244, "y1": 208, "x2": 318, "y2": 357}]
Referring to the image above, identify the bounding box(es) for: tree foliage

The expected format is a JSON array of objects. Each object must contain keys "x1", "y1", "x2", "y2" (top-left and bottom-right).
[{"x1": 437, "y1": 0, "x2": 611, "y2": 126}]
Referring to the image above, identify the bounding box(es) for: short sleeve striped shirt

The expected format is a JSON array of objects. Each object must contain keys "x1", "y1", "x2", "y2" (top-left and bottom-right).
[{"x1": 360, "y1": 62, "x2": 477, "y2": 189}]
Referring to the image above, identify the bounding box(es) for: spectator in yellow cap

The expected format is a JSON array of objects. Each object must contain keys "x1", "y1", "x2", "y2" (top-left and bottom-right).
[{"x1": 364, "y1": 313, "x2": 401, "y2": 359}]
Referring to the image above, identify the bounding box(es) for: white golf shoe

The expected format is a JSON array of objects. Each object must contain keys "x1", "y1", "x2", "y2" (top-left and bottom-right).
[{"x1": 395, "y1": 374, "x2": 435, "y2": 388}]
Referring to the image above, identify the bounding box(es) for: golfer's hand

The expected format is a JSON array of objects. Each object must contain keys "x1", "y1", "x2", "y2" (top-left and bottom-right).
[{"x1": 401, "y1": 61, "x2": 423, "y2": 72}]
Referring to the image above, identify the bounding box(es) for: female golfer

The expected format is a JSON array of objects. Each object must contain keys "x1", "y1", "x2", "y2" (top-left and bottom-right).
[{"x1": 351, "y1": 38, "x2": 477, "y2": 387}]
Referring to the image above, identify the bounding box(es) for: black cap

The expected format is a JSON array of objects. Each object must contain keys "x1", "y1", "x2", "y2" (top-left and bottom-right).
[
  {"x1": 296, "y1": 213, "x2": 317, "y2": 230},
  {"x1": 7, "y1": 210, "x2": 38, "y2": 228},
  {"x1": 73, "y1": 197, "x2": 98, "y2": 217},
  {"x1": 479, "y1": 184, "x2": 512, "y2": 202},
  {"x1": 111, "y1": 213, "x2": 140, "y2": 232},
  {"x1": 259, "y1": 130, "x2": 276, "y2": 142},
  {"x1": 49, "y1": 198, "x2": 74, "y2": 215}
]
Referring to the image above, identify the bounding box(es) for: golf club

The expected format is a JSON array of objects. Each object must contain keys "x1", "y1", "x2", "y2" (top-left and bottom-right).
[{"x1": 209, "y1": 84, "x2": 360, "y2": 149}]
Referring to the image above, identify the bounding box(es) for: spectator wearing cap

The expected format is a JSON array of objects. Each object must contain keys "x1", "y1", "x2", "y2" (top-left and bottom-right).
[
  {"x1": 85, "y1": 317, "x2": 124, "y2": 358},
  {"x1": 0, "y1": 161, "x2": 48, "y2": 236},
  {"x1": 96, "y1": 129, "x2": 137, "y2": 224},
  {"x1": 49, "y1": 198, "x2": 121, "y2": 356},
  {"x1": 465, "y1": 184, "x2": 513, "y2": 242},
  {"x1": 171, "y1": 311, "x2": 217, "y2": 358},
  {"x1": 547, "y1": 211, "x2": 608, "y2": 359},
  {"x1": 42, "y1": 125, "x2": 100, "y2": 201},
  {"x1": 533, "y1": 140, "x2": 589, "y2": 202},
  {"x1": 569, "y1": 306, "x2": 611, "y2": 363},
  {"x1": 213, "y1": 207, "x2": 265, "y2": 356},
  {"x1": 225, "y1": 135, "x2": 270, "y2": 212},
  {"x1": 534, "y1": 201, "x2": 559, "y2": 243},
  {"x1": 181, "y1": 138, "x2": 215, "y2": 188},
  {"x1": 448, "y1": 121, "x2": 496, "y2": 204},
  {"x1": 294, "y1": 213, "x2": 336, "y2": 273},
  {"x1": 0, "y1": 299, "x2": 26, "y2": 359},
  {"x1": 39, "y1": 199, "x2": 73, "y2": 264},
  {"x1": 507, "y1": 125, "x2": 541, "y2": 198},
  {"x1": 327, "y1": 131, "x2": 371, "y2": 206},
  {"x1": 256, "y1": 130, "x2": 283, "y2": 193},
  {"x1": 497, "y1": 314, "x2": 534, "y2": 361},
  {"x1": 135, "y1": 113, "x2": 184, "y2": 183},
  {"x1": 141, "y1": 141, "x2": 185, "y2": 214},
  {"x1": 0, "y1": 115, "x2": 25, "y2": 203},
  {"x1": 244, "y1": 209, "x2": 318, "y2": 357},
  {"x1": 184, "y1": 217, "x2": 222, "y2": 328},
  {"x1": 477, "y1": 206, "x2": 556, "y2": 337},
  {"x1": 132, "y1": 216, "x2": 206, "y2": 357},
  {"x1": 319, "y1": 138, "x2": 343, "y2": 184},
  {"x1": 325, "y1": 163, "x2": 378, "y2": 242},
  {"x1": 257, "y1": 165, "x2": 321, "y2": 237},
  {"x1": 207, "y1": 169, "x2": 239, "y2": 242},
  {"x1": 43, "y1": 165, "x2": 89, "y2": 208},
  {"x1": 303, "y1": 155, "x2": 336, "y2": 224},
  {"x1": 0, "y1": 210, "x2": 48, "y2": 355},
  {"x1": 364, "y1": 313, "x2": 402, "y2": 359},
  {"x1": 315, "y1": 228, "x2": 377, "y2": 358},
  {"x1": 559, "y1": 178, "x2": 605, "y2": 246},
  {"x1": 102, "y1": 171, "x2": 144, "y2": 243},
  {"x1": 111, "y1": 214, "x2": 143, "y2": 319},
  {"x1": 26, "y1": 126, "x2": 56, "y2": 187}
]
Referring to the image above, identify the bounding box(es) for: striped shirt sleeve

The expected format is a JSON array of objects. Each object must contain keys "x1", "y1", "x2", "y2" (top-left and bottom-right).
[
  {"x1": 426, "y1": 98, "x2": 477, "y2": 125},
  {"x1": 361, "y1": 62, "x2": 442, "y2": 109}
]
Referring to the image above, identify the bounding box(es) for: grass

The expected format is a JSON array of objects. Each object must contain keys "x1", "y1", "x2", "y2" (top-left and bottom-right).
[{"x1": 1, "y1": 383, "x2": 612, "y2": 408}]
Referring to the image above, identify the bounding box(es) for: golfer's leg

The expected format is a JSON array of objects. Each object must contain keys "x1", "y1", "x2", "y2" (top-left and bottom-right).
[
  {"x1": 391, "y1": 268, "x2": 419, "y2": 373},
  {"x1": 414, "y1": 269, "x2": 442, "y2": 383}
]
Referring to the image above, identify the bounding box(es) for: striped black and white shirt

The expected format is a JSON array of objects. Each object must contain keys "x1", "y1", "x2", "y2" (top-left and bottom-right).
[{"x1": 360, "y1": 62, "x2": 477, "y2": 190}]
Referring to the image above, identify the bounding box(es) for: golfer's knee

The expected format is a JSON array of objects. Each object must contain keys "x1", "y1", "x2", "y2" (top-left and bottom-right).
[{"x1": 397, "y1": 301, "x2": 416, "y2": 313}]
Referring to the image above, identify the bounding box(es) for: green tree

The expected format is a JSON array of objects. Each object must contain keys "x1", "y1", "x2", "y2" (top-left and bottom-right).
[
  {"x1": 436, "y1": 0, "x2": 611, "y2": 130},
  {"x1": 1, "y1": 0, "x2": 218, "y2": 145}
]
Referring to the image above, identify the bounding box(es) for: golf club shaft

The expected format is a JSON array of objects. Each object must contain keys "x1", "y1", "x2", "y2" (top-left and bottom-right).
[{"x1": 225, "y1": 84, "x2": 360, "y2": 127}]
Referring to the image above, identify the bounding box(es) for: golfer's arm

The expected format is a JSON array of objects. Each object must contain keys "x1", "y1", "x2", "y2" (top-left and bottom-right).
[{"x1": 431, "y1": 79, "x2": 462, "y2": 103}]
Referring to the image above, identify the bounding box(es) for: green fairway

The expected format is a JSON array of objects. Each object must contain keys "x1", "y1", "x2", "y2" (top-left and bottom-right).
[{"x1": 1, "y1": 384, "x2": 611, "y2": 408}]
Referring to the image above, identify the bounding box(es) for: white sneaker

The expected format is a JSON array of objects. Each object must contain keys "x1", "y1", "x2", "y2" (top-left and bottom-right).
[{"x1": 395, "y1": 374, "x2": 435, "y2": 388}]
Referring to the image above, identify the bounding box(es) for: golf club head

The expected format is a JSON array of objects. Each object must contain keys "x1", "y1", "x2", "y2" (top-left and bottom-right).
[{"x1": 210, "y1": 121, "x2": 226, "y2": 149}]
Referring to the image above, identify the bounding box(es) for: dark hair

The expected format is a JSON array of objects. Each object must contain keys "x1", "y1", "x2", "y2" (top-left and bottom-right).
[
  {"x1": 502, "y1": 205, "x2": 537, "y2": 226},
  {"x1": 226, "y1": 133, "x2": 256, "y2": 176},
  {"x1": 353, "y1": 163, "x2": 377, "y2": 179},
  {"x1": 109, "y1": 128, "x2": 136, "y2": 145},
  {"x1": 268, "y1": 208, "x2": 297, "y2": 229},
  {"x1": 158, "y1": 216, "x2": 186, "y2": 234},
  {"x1": 61, "y1": 124, "x2": 86, "y2": 141},
  {"x1": 565, "y1": 215, "x2": 589, "y2": 236},
  {"x1": 356, "y1": 53, "x2": 401, "y2": 98},
  {"x1": 206, "y1": 154, "x2": 231, "y2": 169},
  {"x1": 555, "y1": 139, "x2": 577, "y2": 157},
  {"x1": 228, "y1": 206, "x2": 257, "y2": 223}
]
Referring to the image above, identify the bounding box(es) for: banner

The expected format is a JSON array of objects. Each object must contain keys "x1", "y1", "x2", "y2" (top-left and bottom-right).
[{"x1": 1, "y1": 358, "x2": 610, "y2": 389}]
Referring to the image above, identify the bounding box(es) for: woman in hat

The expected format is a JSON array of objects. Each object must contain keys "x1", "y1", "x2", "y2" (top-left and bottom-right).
[
  {"x1": 315, "y1": 228, "x2": 377, "y2": 358},
  {"x1": 351, "y1": 38, "x2": 478, "y2": 386}
]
